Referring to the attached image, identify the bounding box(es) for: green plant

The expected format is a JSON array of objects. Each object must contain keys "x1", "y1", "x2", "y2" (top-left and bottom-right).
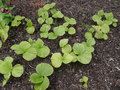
[
  {"x1": 92, "y1": 10, "x2": 118, "y2": 40},
  {"x1": 11, "y1": 15, "x2": 25, "y2": 26},
  {"x1": 0, "y1": 0, "x2": 14, "y2": 48},
  {"x1": 11, "y1": 38, "x2": 50, "y2": 61},
  {"x1": 25, "y1": 18, "x2": 35, "y2": 34},
  {"x1": 38, "y1": 3, "x2": 76, "y2": 39},
  {"x1": 51, "y1": 33, "x2": 95, "y2": 68},
  {"x1": 79, "y1": 76, "x2": 89, "y2": 89},
  {"x1": 11, "y1": 15, "x2": 35, "y2": 34},
  {"x1": 29, "y1": 63, "x2": 54, "y2": 90},
  {"x1": 0, "y1": 56, "x2": 24, "y2": 86},
  {"x1": 73, "y1": 32, "x2": 95, "y2": 64}
]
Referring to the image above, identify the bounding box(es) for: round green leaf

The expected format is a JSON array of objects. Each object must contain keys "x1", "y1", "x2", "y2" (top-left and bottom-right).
[
  {"x1": 34, "y1": 76, "x2": 50, "y2": 90},
  {"x1": 85, "y1": 32, "x2": 93, "y2": 40},
  {"x1": 112, "y1": 23, "x2": 117, "y2": 27},
  {"x1": 52, "y1": 11, "x2": 64, "y2": 18},
  {"x1": 38, "y1": 8, "x2": 44, "y2": 16},
  {"x1": 29, "y1": 73, "x2": 44, "y2": 84},
  {"x1": 62, "y1": 44, "x2": 72, "y2": 54},
  {"x1": 12, "y1": 64, "x2": 24, "y2": 77},
  {"x1": 50, "y1": 9, "x2": 57, "y2": 15},
  {"x1": 53, "y1": 26, "x2": 65, "y2": 36},
  {"x1": 46, "y1": 18, "x2": 53, "y2": 25},
  {"x1": 63, "y1": 54, "x2": 73, "y2": 64},
  {"x1": 87, "y1": 38, "x2": 96, "y2": 46},
  {"x1": 92, "y1": 15, "x2": 101, "y2": 22},
  {"x1": 101, "y1": 24, "x2": 110, "y2": 33},
  {"x1": 69, "y1": 18, "x2": 76, "y2": 25},
  {"x1": 48, "y1": 33, "x2": 57, "y2": 39},
  {"x1": 40, "y1": 24, "x2": 51, "y2": 32},
  {"x1": 59, "y1": 39, "x2": 68, "y2": 48},
  {"x1": 68, "y1": 27, "x2": 76, "y2": 35},
  {"x1": 38, "y1": 17, "x2": 45, "y2": 24},
  {"x1": 40, "y1": 32, "x2": 49, "y2": 38},
  {"x1": 37, "y1": 46, "x2": 50, "y2": 58},
  {"x1": 51, "y1": 53, "x2": 63, "y2": 68},
  {"x1": 77, "y1": 52, "x2": 92, "y2": 64},
  {"x1": 23, "y1": 48, "x2": 37, "y2": 61},
  {"x1": 0, "y1": 62, "x2": 12, "y2": 74},
  {"x1": 26, "y1": 26, "x2": 35, "y2": 34},
  {"x1": 73, "y1": 43, "x2": 85, "y2": 54},
  {"x1": 4, "y1": 57, "x2": 14, "y2": 63},
  {"x1": 36, "y1": 63, "x2": 54, "y2": 76},
  {"x1": 42, "y1": 11, "x2": 49, "y2": 19}
]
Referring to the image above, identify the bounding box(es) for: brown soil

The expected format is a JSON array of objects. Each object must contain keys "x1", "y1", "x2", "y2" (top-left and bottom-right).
[{"x1": 0, "y1": 0, "x2": 120, "y2": 90}]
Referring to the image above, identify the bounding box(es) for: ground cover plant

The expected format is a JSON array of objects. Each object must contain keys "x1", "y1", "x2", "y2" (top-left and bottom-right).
[
  {"x1": 92, "y1": 10, "x2": 118, "y2": 40},
  {"x1": 38, "y1": 3, "x2": 76, "y2": 39},
  {"x1": 0, "y1": 57, "x2": 24, "y2": 86},
  {"x1": 51, "y1": 31, "x2": 95, "y2": 68},
  {"x1": 0, "y1": 0, "x2": 14, "y2": 48},
  {"x1": 11, "y1": 38, "x2": 50, "y2": 61},
  {"x1": 29, "y1": 63, "x2": 54, "y2": 90},
  {"x1": 0, "y1": 1, "x2": 119, "y2": 90},
  {"x1": 79, "y1": 76, "x2": 89, "y2": 89}
]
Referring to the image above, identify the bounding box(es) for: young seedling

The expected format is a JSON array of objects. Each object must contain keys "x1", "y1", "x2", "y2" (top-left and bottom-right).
[
  {"x1": 79, "y1": 76, "x2": 89, "y2": 89},
  {"x1": 0, "y1": 56, "x2": 24, "y2": 86},
  {"x1": 11, "y1": 16, "x2": 35, "y2": 34},
  {"x1": 29, "y1": 63, "x2": 54, "y2": 90},
  {"x1": 25, "y1": 18, "x2": 35, "y2": 34},
  {"x1": 11, "y1": 15, "x2": 25, "y2": 26},
  {"x1": 73, "y1": 32, "x2": 95, "y2": 64},
  {"x1": 38, "y1": 3, "x2": 76, "y2": 39},
  {"x1": 92, "y1": 10, "x2": 118, "y2": 40},
  {"x1": 11, "y1": 38, "x2": 50, "y2": 61},
  {"x1": 51, "y1": 31, "x2": 95, "y2": 68}
]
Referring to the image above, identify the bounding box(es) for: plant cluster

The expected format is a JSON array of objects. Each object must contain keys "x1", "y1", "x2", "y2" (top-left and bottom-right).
[
  {"x1": 0, "y1": 56, "x2": 24, "y2": 86},
  {"x1": 29, "y1": 63, "x2": 54, "y2": 90},
  {"x1": 51, "y1": 31, "x2": 95, "y2": 68},
  {"x1": 0, "y1": 0, "x2": 14, "y2": 47},
  {"x1": 11, "y1": 15, "x2": 35, "y2": 34},
  {"x1": 92, "y1": 10, "x2": 118, "y2": 40},
  {"x1": 38, "y1": 3, "x2": 76, "y2": 39},
  {"x1": 0, "y1": 2, "x2": 118, "y2": 90},
  {"x1": 79, "y1": 76, "x2": 89, "y2": 89},
  {"x1": 11, "y1": 38, "x2": 50, "y2": 61}
]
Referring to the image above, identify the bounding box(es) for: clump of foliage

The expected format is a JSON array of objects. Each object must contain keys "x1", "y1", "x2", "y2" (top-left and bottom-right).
[
  {"x1": 25, "y1": 18, "x2": 35, "y2": 34},
  {"x1": 29, "y1": 63, "x2": 54, "y2": 90},
  {"x1": 11, "y1": 38, "x2": 50, "y2": 61},
  {"x1": 11, "y1": 15, "x2": 25, "y2": 26},
  {"x1": 51, "y1": 32, "x2": 95, "y2": 68},
  {"x1": 11, "y1": 15, "x2": 35, "y2": 34},
  {"x1": 0, "y1": 0, "x2": 14, "y2": 47},
  {"x1": 0, "y1": 56, "x2": 24, "y2": 86},
  {"x1": 79, "y1": 76, "x2": 89, "y2": 89},
  {"x1": 92, "y1": 10, "x2": 118, "y2": 40},
  {"x1": 38, "y1": 3, "x2": 76, "y2": 39}
]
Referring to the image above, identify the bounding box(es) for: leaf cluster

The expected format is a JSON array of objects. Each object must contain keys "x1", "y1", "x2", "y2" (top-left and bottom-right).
[
  {"x1": 0, "y1": 1, "x2": 14, "y2": 47},
  {"x1": 11, "y1": 38, "x2": 50, "y2": 61},
  {"x1": 38, "y1": 3, "x2": 76, "y2": 39},
  {"x1": 79, "y1": 76, "x2": 89, "y2": 89},
  {"x1": 29, "y1": 63, "x2": 54, "y2": 90},
  {"x1": 11, "y1": 15, "x2": 35, "y2": 34},
  {"x1": 92, "y1": 10, "x2": 118, "y2": 40},
  {"x1": 51, "y1": 32, "x2": 95, "y2": 68},
  {"x1": 0, "y1": 56, "x2": 24, "y2": 86}
]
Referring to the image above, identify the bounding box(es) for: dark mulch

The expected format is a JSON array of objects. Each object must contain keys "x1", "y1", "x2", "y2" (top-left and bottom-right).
[{"x1": 0, "y1": 0, "x2": 120, "y2": 90}]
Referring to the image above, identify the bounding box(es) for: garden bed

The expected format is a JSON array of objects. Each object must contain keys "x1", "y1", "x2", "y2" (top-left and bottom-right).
[{"x1": 0, "y1": 0, "x2": 120, "y2": 90}]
